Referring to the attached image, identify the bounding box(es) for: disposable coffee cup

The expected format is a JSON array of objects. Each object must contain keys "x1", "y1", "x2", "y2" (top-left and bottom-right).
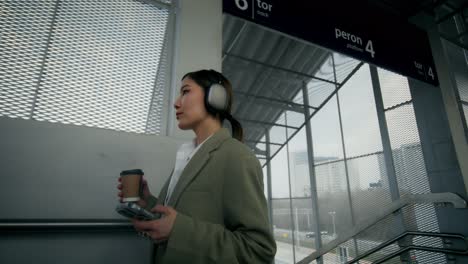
[{"x1": 120, "y1": 169, "x2": 144, "y2": 203}]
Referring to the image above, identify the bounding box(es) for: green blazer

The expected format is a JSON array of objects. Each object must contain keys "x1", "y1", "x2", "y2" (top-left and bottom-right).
[{"x1": 146, "y1": 128, "x2": 276, "y2": 263}]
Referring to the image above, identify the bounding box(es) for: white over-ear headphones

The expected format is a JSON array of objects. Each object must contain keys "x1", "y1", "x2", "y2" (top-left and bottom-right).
[{"x1": 206, "y1": 83, "x2": 228, "y2": 112}]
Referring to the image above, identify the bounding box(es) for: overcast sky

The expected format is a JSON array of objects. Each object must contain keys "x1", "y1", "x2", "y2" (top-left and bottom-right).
[{"x1": 268, "y1": 64, "x2": 420, "y2": 197}]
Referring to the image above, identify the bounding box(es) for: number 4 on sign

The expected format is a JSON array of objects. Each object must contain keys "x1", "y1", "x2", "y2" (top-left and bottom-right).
[
  {"x1": 428, "y1": 67, "x2": 434, "y2": 80},
  {"x1": 366, "y1": 40, "x2": 375, "y2": 58}
]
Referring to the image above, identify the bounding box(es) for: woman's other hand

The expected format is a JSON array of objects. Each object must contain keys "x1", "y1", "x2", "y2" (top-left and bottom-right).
[{"x1": 132, "y1": 205, "x2": 178, "y2": 243}]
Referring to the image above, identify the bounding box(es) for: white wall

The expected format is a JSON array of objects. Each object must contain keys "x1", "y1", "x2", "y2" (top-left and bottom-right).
[
  {"x1": 168, "y1": 0, "x2": 223, "y2": 139},
  {"x1": 0, "y1": 117, "x2": 181, "y2": 219}
]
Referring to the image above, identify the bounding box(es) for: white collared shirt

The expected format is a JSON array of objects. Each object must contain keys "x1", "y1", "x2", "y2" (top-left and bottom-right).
[{"x1": 164, "y1": 135, "x2": 212, "y2": 205}]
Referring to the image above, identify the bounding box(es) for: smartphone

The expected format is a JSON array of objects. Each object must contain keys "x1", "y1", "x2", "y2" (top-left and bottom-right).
[{"x1": 116, "y1": 202, "x2": 160, "y2": 220}]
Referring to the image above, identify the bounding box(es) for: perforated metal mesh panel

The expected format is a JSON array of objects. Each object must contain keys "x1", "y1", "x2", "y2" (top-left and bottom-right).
[
  {"x1": 378, "y1": 68, "x2": 412, "y2": 110},
  {"x1": 330, "y1": 207, "x2": 447, "y2": 264},
  {"x1": 0, "y1": 0, "x2": 56, "y2": 119},
  {"x1": 411, "y1": 235, "x2": 444, "y2": 249},
  {"x1": 385, "y1": 105, "x2": 430, "y2": 195},
  {"x1": 1, "y1": 0, "x2": 170, "y2": 134},
  {"x1": 378, "y1": 69, "x2": 443, "y2": 264},
  {"x1": 400, "y1": 204, "x2": 445, "y2": 263},
  {"x1": 402, "y1": 203, "x2": 439, "y2": 232},
  {"x1": 383, "y1": 250, "x2": 447, "y2": 264},
  {"x1": 443, "y1": 39, "x2": 468, "y2": 139},
  {"x1": 347, "y1": 154, "x2": 392, "y2": 223},
  {"x1": 383, "y1": 255, "x2": 407, "y2": 264},
  {"x1": 322, "y1": 239, "x2": 357, "y2": 264},
  {"x1": 146, "y1": 24, "x2": 171, "y2": 134},
  {"x1": 457, "y1": 75, "x2": 468, "y2": 103},
  {"x1": 444, "y1": 40, "x2": 468, "y2": 102},
  {"x1": 409, "y1": 251, "x2": 446, "y2": 264},
  {"x1": 355, "y1": 213, "x2": 402, "y2": 263}
]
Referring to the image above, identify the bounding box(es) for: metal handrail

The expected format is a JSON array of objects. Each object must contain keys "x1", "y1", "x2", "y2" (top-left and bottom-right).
[
  {"x1": 375, "y1": 244, "x2": 468, "y2": 264},
  {"x1": 297, "y1": 192, "x2": 467, "y2": 264},
  {"x1": 0, "y1": 219, "x2": 133, "y2": 232},
  {"x1": 346, "y1": 231, "x2": 468, "y2": 264}
]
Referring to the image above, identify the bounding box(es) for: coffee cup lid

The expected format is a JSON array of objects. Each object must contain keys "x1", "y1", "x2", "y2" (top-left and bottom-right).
[{"x1": 120, "y1": 169, "x2": 144, "y2": 176}]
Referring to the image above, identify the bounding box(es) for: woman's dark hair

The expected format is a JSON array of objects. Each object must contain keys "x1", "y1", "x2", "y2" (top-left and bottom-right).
[{"x1": 182, "y1": 69, "x2": 244, "y2": 142}]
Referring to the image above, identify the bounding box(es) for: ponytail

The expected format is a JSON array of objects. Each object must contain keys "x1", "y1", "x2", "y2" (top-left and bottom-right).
[{"x1": 225, "y1": 113, "x2": 244, "y2": 142}]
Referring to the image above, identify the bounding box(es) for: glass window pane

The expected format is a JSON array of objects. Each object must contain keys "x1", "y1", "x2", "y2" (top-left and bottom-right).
[
  {"x1": 271, "y1": 146, "x2": 290, "y2": 198},
  {"x1": 339, "y1": 64, "x2": 383, "y2": 157},
  {"x1": 244, "y1": 125, "x2": 266, "y2": 144},
  {"x1": 306, "y1": 80, "x2": 335, "y2": 108},
  {"x1": 292, "y1": 198, "x2": 316, "y2": 261},
  {"x1": 315, "y1": 161, "x2": 353, "y2": 241},
  {"x1": 288, "y1": 127, "x2": 311, "y2": 198},
  {"x1": 311, "y1": 95, "x2": 344, "y2": 163},
  {"x1": 263, "y1": 166, "x2": 269, "y2": 200},
  {"x1": 333, "y1": 52, "x2": 361, "y2": 84},
  {"x1": 285, "y1": 110, "x2": 305, "y2": 128},
  {"x1": 293, "y1": 54, "x2": 335, "y2": 107},
  {"x1": 270, "y1": 125, "x2": 287, "y2": 144},
  {"x1": 272, "y1": 199, "x2": 295, "y2": 264},
  {"x1": 314, "y1": 54, "x2": 335, "y2": 83}
]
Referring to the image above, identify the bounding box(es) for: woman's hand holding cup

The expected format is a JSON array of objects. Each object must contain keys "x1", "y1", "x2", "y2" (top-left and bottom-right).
[{"x1": 117, "y1": 169, "x2": 152, "y2": 208}]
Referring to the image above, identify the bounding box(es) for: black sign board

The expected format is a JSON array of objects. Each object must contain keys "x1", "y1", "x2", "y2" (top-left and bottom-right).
[{"x1": 223, "y1": 0, "x2": 439, "y2": 86}]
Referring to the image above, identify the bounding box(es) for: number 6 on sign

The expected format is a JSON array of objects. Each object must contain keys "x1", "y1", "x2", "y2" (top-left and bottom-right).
[{"x1": 235, "y1": 0, "x2": 248, "y2": 10}]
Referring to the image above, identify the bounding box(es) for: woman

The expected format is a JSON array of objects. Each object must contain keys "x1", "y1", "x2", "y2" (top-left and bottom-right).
[{"x1": 118, "y1": 69, "x2": 276, "y2": 263}]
